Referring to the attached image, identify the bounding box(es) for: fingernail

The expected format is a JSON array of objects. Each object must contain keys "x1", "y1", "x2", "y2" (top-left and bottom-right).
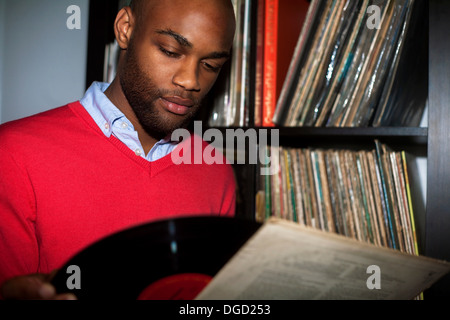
[
  {"x1": 57, "y1": 293, "x2": 78, "y2": 300},
  {"x1": 38, "y1": 283, "x2": 56, "y2": 299},
  {"x1": 63, "y1": 293, "x2": 77, "y2": 300}
]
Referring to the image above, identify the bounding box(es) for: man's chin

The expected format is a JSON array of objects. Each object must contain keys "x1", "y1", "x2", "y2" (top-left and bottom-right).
[
  {"x1": 162, "y1": 112, "x2": 197, "y2": 132},
  {"x1": 142, "y1": 120, "x2": 190, "y2": 141},
  {"x1": 135, "y1": 104, "x2": 197, "y2": 140}
]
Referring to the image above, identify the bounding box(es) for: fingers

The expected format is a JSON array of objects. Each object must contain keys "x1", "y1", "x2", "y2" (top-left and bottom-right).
[
  {"x1": 1, "y1": 273, "x2": 77, "y2": 300},
  {"x1": 2, "y1": 274, "x2": 48, "y2": 300},
  {"x1": 45, "y1": 269, "x2": 59, "y2": 282}
]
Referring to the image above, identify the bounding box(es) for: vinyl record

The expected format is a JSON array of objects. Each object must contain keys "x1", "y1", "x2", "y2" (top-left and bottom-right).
[{"x1": 51, "y1": 216, "x2": 261, "y2": 300}]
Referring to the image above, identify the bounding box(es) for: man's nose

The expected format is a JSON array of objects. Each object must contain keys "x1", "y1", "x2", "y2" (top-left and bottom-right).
[{"x1": 172, "y1": 60, "x2": 201, "y2": 92}]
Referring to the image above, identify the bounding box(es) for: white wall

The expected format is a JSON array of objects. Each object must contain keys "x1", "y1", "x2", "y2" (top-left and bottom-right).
[
  {"x1": 0, "y1": 0, "x2": 6, "y2": 124},
  {"x1": 0, "y1": 0, "x2": 89, "y2": 123}
]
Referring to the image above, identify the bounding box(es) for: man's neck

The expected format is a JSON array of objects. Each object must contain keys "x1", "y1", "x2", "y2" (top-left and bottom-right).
[{"x1": 104, "y1": 78, "x2": 158, "y2": 155}]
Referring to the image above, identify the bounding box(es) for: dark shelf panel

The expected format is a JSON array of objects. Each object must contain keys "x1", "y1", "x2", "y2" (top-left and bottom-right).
[
  {"x1": 272, "y1": 126, "x2": 426, "y2": 139},
  {"x1": 277, "y1": 127, "x2": 428, "y2": 149},
  {"x1": 426, "y1": 0, "x2": 450, "y2": 299},
  {"x1": 204, "y1": 126, "x2": 428, "y2": 152},
  {"x1": 207, "y1": 126, "x2": 427, "y2": 136},
  {"x1": 85, "y1": 0, "x2": 119, "y2": 89},
  {"x1": 207, "y1": 125, "x2": 427, "y2": 134}
]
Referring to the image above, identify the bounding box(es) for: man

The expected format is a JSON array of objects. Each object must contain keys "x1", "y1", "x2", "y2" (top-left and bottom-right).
[{"x1": 0, "y1": 0, "x2": 237, "y2": 299}]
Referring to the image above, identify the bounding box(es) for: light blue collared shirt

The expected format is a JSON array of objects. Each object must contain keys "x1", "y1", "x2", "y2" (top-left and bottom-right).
[{"x1": 80, "y1": 82, "x2": 178, "y2": 162}]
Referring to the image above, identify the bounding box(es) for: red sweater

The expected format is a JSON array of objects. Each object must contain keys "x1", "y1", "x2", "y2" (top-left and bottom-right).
[{"x1": 0, "y1": 102, "x2": 236, "y2": 286}]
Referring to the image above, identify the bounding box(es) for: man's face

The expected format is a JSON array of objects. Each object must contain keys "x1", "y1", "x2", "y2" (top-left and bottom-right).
[{"x1": 120, "y1": 0, "x2": 235, "y2": 140}]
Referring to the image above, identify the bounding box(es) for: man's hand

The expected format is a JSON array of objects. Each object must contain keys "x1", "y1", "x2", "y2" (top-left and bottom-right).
[{"x1": 1, "y1": 271, "x2": 77, "y2": 300}]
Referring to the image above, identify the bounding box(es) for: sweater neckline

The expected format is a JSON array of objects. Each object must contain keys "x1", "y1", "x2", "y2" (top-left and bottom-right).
[{"x1": 68, "y1": 101, "x2": 187, "y2": 176}]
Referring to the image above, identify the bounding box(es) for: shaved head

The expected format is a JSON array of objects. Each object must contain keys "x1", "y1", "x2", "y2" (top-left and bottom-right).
[
  {"x1": 129, "y1": 0, "x2": 148, "y2": 29},
  {"x1": 107, "y1": 0, "x2": 236, "y2": 149},
  {"x1": 129, "y1": 0, "x2": 235, "y2": 34}
]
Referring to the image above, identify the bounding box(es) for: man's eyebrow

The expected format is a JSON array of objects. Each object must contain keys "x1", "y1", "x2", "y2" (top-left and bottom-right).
[
  {"x1": 155, "y1": 28, "x2": 192, "y2": 48},
  {"x1": 155, "y1": 28, "x2": 230, "y2": 60},
  {"x1": 204, "y1": 51, "x2": 231, "y2": 60}
]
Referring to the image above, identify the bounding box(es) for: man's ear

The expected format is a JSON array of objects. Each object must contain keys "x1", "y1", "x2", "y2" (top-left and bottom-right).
[{"x1": 114, "y1": 6, "x2": 135, "y2": 49}]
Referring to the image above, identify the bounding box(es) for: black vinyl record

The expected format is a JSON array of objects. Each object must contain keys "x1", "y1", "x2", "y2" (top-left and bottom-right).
[{"x1": 51, "y1": 216, "x2": 261, "y2": 300}]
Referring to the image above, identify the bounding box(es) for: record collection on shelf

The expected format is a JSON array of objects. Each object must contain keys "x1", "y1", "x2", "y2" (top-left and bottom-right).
[
  {"x1": 208, "y1": 0, "x2": 428, "y2": 259},
  {"x1": 208, "y1": 0, "x2": 310, "y2": 127},
  {"x1": 208, "y1": 0, "x2": 427, "y2": 128},
  {"x1": 208, "y1": 0, "x2": 252, "y2": 127},
  {"x1": 256, "y1": 141, "x2": 420, "y2": 256}
]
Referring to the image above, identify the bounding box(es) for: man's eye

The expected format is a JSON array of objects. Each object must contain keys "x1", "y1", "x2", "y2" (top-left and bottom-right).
[
  {"x1": 160, "y1": 47, "x2": 179, "y2": 58},
  {"x1": 203, "y1": 62, "x2": 221, "y2": 73}
]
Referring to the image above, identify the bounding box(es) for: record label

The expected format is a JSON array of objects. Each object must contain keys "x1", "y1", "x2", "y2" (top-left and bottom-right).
[{"x1": 137, "y1": 273, "x2": 213, "y2": 300}]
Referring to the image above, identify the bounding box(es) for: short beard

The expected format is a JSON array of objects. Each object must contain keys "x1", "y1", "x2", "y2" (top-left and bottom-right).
[{"x1": 119, "y1": 42, "x2": 201, "y2": 141}]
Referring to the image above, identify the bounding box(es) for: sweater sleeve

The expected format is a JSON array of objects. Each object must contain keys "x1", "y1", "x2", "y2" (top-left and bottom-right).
[{"x1": 0, "y1": 147, "x2": 39, "y2": 288}]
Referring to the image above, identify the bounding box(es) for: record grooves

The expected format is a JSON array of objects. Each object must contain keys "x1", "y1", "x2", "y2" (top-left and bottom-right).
[{"x1": 51, "y1": 216, "x2": 261, "y2": 300}]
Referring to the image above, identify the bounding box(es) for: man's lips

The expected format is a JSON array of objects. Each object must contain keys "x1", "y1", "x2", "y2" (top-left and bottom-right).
[{"x1": 160, "y1": 96, "x2": 195, "y2": 116}]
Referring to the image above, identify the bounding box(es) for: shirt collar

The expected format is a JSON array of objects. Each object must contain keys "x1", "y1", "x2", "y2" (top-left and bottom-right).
[
  {"x1": 80, "y1": 82, "x2": 178, "y2": 160},
  {"x1": 80, "y1": 82, "x2": 124, "y2": 138}
]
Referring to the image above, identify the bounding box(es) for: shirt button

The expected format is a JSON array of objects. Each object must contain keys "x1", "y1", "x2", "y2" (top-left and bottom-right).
[
  {"x1": 104, "y1": 123, "x2": 110, "y2": 130},
  {"x1": 135, "y1": 149, "x2": 142, "y2": 156},
  {"x1": 121, "y1": 122, "x2": 128, "y2": 129}
]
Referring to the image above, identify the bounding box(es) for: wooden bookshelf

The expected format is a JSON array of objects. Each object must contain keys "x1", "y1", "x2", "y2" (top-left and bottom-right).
[
  {"x1": 219, "y1": 0, "x2": 447, "y2": 298},
  {"x1": 86, "y1": 0, "x2": 449, "y2": 298}
]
